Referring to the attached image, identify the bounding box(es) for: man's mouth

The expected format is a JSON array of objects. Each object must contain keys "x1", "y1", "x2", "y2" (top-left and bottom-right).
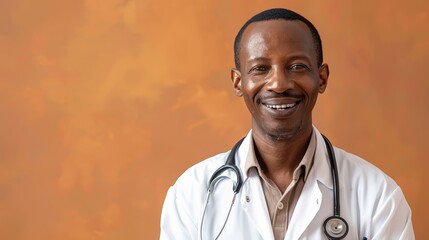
[{"x1": 263, "y1": 102, "x2": 297, "y2": 110}]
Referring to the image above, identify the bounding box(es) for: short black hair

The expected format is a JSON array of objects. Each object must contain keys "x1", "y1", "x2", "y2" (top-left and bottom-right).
[{"x1": 234, "y1": 8, "x2": 323, "y2": 69}]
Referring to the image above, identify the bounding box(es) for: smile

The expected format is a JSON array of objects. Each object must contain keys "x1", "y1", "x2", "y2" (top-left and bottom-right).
[{"x1": 264, "y1": 103, "x2": 297, "y2": 110}]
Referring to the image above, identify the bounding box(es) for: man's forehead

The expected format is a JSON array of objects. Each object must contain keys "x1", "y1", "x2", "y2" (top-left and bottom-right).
[
  {"x1": 239, "y1": 19, "x2": 314, "y2": 52},
  {"x1": 242, "y1": 19, "x2": 311, "y2": 42}
]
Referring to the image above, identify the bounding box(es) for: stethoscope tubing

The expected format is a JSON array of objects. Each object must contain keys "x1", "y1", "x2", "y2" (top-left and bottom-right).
[
  {"x1": 203, "y1": 134, "x2": 349, "y2": 239},
  {"x1": 208, "y1": 137, "x2": 245, "y2": 193},
  {"x1": 321, "y1": 134, "x2": 341, "y2": 217}
]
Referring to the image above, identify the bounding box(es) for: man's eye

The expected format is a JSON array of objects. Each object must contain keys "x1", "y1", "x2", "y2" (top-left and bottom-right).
[
  {"x1": 250, "y1": 66, "x2": 267, "y2": 73},
  {"x1": 289, "y1": 64, "x2": 308, "y2": 71}
]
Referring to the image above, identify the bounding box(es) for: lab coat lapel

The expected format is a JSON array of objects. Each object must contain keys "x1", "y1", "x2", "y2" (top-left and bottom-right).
[
  {"x1": 285, "y1": 177, "x2": 322, "y2": 239},
  {"x1": 240, "y1": 172, "x2": 275, "y2": 240},
  {"x1": 285, "y1": 128, "x2": 333, "y2": 239},
  {"x1": 236, "y1": 131, "x2": 274, "y2": 240}
]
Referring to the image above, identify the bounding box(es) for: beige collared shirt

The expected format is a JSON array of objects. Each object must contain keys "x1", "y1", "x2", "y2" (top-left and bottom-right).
[{"x1": 244, "y1": 131, "x2": 316, "y2": 240}]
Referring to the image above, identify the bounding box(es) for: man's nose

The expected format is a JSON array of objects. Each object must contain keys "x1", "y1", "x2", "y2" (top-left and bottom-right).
[{"x1": 265, "y1": 67, "x2": 293, "y2": 93}]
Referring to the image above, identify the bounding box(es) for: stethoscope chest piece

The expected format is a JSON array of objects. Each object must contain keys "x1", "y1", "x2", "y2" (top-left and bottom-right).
[{"x1": 323, "y1": 216, "x2": 349, "y2": 239}]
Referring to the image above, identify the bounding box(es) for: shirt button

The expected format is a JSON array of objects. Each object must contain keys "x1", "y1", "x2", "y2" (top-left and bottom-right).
[{"x1": 277, "y1": 202, "x2": 284, "y2": 210}]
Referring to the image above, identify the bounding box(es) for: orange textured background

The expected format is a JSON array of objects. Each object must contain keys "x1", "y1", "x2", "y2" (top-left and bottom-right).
[{"x1": 0, "y1": 0, "x2": 428, "y2": 239}]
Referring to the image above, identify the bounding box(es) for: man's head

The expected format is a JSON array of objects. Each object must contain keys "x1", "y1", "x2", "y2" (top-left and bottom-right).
[
  {"x1": 231, "y1": 8, "x2": 329, "y2": 141},
  {"x1": 234, "y1": 8, "x2": 323, "y2": 70}
]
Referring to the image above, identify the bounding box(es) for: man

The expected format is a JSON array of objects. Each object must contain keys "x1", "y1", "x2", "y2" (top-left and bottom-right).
[{"x1": 160, "y1": 8, "x2": 414, "y2": 240}]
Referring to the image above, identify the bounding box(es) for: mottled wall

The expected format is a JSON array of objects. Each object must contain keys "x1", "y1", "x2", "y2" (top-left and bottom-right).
[{"x1": 0, "y1": 0, "x2": 427, "y2": 239}]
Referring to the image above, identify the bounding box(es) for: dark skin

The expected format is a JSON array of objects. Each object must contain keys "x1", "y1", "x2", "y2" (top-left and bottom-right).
[{"x1": 231, "y1": 20, "x2": 329, "y2": 192}]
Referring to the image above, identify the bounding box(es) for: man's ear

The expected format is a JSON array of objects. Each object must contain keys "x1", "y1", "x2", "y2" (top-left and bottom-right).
[
  {"x1": 231, "y1": 68, "x2": 243, "y2": 97},
  {"x1": 318, "y1": 63, "x2": 329, "y2": 93}
]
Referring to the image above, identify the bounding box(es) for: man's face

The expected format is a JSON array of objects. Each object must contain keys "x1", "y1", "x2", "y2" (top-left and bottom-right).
[{"x1": 231, "y1": 19, "x2": 329, "y2": 140}]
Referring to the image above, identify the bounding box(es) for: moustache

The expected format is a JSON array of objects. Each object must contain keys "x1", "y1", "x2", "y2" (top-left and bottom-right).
[{"x1": 258, "y1": 91, "x2": 303, "y2": 101}]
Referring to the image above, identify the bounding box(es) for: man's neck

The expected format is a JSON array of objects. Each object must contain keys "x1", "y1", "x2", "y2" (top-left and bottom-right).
[{"x1": 251, "y1": 126, "x2": 313, "y2": 192}]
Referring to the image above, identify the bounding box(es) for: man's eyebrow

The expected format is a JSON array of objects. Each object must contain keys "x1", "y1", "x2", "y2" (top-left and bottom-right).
[
  {"x1": 287, "y1": 54, "x2": 312, "y2": 62},
  {"x1": 247, "y1": 54, "x2": 313, "y2": 64},
  {"x1": 247, "y1": 57, "x2": 270, "y2": 63}
]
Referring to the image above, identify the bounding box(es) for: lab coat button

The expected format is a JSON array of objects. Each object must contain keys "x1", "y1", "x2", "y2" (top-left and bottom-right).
[{"x1": 246, "y1": 196, "x2": 250, "y2": 202}]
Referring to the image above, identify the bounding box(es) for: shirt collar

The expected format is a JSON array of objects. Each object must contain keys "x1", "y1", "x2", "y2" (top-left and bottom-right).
[{"x1": 244, "y1": 130, "x2": 317, "y2": 181}]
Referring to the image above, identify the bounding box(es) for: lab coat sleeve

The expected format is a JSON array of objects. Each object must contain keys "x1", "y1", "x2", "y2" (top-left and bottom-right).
[
  {"x1": 371, "y1": 186, "x2": 415, "y2": 239},
  {"x1": 160, "y1": 185, "x2": 198, "y2": 240}
]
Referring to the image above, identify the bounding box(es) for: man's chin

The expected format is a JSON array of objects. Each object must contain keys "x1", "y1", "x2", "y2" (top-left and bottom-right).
[
  {"x1": 265, "y1": 131, "x2": 298, "y2": 141},
  {"x1": 263, "y1": 127, "x2": 299, "y2": 141},
  {"x1": 263, "y1": 122, "x2": 310, "y2": 141}
]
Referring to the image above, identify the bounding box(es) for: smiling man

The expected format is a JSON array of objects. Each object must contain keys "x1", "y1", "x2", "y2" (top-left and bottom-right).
[{"x1": 160, "y1": 8, "x2": 414, "y2": 240}]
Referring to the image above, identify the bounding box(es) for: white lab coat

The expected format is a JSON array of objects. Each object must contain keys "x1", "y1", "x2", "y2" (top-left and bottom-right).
[{"x1": 160, "y1": 127, "x2": 415, "y2": 240}]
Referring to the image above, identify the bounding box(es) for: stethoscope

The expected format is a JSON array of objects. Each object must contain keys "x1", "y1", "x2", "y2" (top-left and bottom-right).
[{"x1": 200, "y1": 134, "x2": 349, "y2": 240}]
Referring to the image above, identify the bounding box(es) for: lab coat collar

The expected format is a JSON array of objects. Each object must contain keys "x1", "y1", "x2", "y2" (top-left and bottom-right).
[
  {"x1": 312, "y1": 127, "x2": 334, "y2": 189},
  {"x1": 237, "y1": 130, "x2": 254, "y2": 179}
]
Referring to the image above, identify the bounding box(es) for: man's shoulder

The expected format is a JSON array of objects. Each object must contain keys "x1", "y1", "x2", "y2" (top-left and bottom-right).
[
  {"x1": 334, "y1": 146, "x2": 400, "y2": 194},
  {"x1": 172, "y1": 151, "x2": 230, "y2": 190}
]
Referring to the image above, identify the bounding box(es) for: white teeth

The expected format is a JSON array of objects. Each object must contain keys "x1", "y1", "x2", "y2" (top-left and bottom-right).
[{"x1": 265, "y1": 103, "x2": 297, "y2": 110}]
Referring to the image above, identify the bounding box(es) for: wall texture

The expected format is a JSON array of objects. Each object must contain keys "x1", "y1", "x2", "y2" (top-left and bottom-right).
[{"x1": 0, "y1": 0, "x2": 427, "y2": 239}]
